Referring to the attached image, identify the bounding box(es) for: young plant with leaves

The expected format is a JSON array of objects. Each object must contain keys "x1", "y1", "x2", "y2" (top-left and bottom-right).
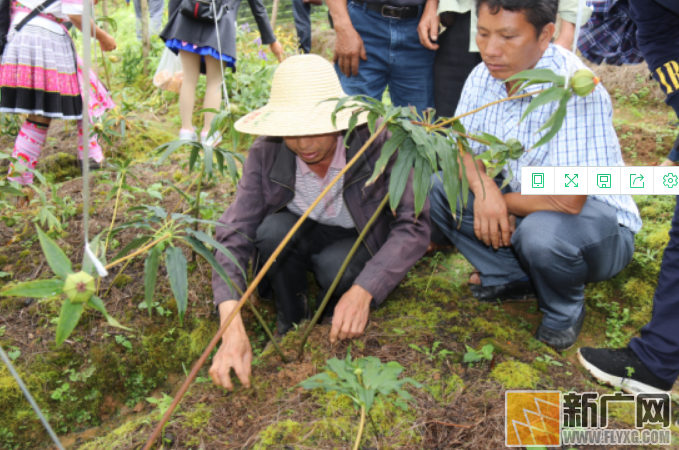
[{"x1": 300, "y1": 354, "x2": 422, "y2": 450}]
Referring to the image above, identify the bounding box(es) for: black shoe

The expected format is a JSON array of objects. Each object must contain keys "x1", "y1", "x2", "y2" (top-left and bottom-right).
[
  {"x1": 77, "y1": 159, "x2": 105, "y2": 175},
  {"x1": 577, "y1": 347, "x2": 673, "y2": 394},
  {"x1": 469, "y1": 278, "x2": 537, "y2": 303},
  {"x1": 534, "y1": 307, "x2": 585, "y2": 352}
]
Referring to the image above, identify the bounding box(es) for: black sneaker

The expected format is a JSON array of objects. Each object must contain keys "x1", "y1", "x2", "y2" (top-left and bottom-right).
[
  {"x1": 77, "y1": 159, "x2": 105, "y2": 175},
  {"x1": 534, "y1": 307, "x2": 585, "y2": 352},
  {"x1": 470, "y1": 278, "x2": 537, "y2": 303},
  {"x1": 577, "y1": 347, "x2": 673, "y2": 394}
]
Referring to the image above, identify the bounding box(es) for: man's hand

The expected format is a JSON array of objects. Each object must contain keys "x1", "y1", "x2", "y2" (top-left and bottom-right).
[
  {"x1": 330, "y1": 284, "x2": 372, "y2": 343},
  {"x1": 417, "y1": 0, "x2": 440, "y2": 51},
  {"x1": 473, "y1": 186, "x2": 511, "y2": 250},
  {"x1": 270, "y1": 41, "x2": 284, "y2": 62},
  {"x1": 98, "y1": 32, "x2": 117, "y2": 52},
  {"x1": 334, "y1": 24, "x2": 367, "y2": 77},
  {"x1": 208, "y1": 301, "x2": 253, "y2": 391}
]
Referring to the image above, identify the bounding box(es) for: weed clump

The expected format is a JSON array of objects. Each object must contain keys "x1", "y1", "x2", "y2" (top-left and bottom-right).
[{"x1": 490, "y1": 360, "x2": 541, "y2": 389}]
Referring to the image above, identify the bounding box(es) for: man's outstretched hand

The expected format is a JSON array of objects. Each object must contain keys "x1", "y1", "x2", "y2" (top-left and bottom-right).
[
  {"x1": 330, "y1": 284, "x2": 372, "y2": 343},
  {"x1": 209, "y1": 301, "x2": 253, "y2": 391}
]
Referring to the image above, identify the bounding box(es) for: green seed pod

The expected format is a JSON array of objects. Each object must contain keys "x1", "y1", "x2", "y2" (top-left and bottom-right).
[
  {"x1": 507, "y1": 138, "x2": 525, "y2": 160},
  {"x1": 353, "y1": 368, "x2": 363, "y2": 376},
  {"x1": 571, "y1": 69, "x2": 599, "y2": 97},
  {"x1": 63, "y1": 271, "x2": 95, "y2": 304}
]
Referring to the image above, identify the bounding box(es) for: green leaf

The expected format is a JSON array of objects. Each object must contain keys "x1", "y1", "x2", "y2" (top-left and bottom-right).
[
  {"x1": 186, "y1": 229, "x2": 246, "y2": 280},
  {"x1": 203, "y1": 144, "x2": 213, "y2": 178},
  {"x1": 87, "y1": 296, "x2": 132, "y2": 330},
  {"x1": 388, "y1": 137, "x2": 416, "y2": 213},
  {"x1": 55, "y1": 298, "x2": 84, "y2": 346},
  {"x1": 343, "y1": 112, "x2": 360, "y2": 148},
  {"x1": 520, "y1": 86, "x2": 568, "y2": 123},
  {"x1": 165, "y1": 247, "x2": 188, "y2": 325},
  {"x1": 367, "y1": 111, "x2": 378, "y2": 135},
  {"x1": 412, "y1": 154, "x2": 432, "y2": 218},
  {"x1": 1, "y1": 279, "x2": 63, "y2": 298},
  {"x1": 112, "y1": 235, "x2": 153, "y2": 263},
  {"x1": 366, "y1": 127, "x2": 407, "y2": 186},
  {"x1": 183, "y1": 236, "x2": 239, "y2": 296},
  {"x1": 505, "y1": 68, "x2": 565, "y2": 87},
  {"x1": 435, "y1": 136, "x2": 460, "y2": 219},
  {"x1": 532, "y1": 92, "x2": 572, "y2": 149},
  {"x1": 36, "y1": 227, "x2": 72, "y2": 279},
  {"x1": 144, "y1": 246, "x2": 161, "y2": 317}
]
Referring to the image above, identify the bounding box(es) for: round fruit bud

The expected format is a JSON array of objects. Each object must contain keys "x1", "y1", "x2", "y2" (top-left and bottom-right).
[
  {"x1": 571, "y1": 69, "x2": 599, "y2": 97},
  {"x1": 353, "y1": 368, "x2": 363, "y2": 376},
  {"x1": 63, "y1": 271, "x2": 96, "y2": 304}
]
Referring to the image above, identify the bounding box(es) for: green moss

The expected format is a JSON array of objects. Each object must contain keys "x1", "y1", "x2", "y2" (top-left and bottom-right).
[
  {"x1": 490, "y1": 361, "x2": 541, "y2": 389},
  {"x1": 36, "y1": 152, "x2": 80, "y2": 182},
  {"x1": 189, "y1": 319, "x2": 218, "y2": 358},
  {"x1": 113, "y1": 274, "x2": 133, "y2": 289},
  {"x1": 471, "y1": 317, "x2": 512, "y2": 341},
  {"x1": 77, "y1": 415, "x2": 151, "y2": 450},
  {"x1": 0, "y1": 255, "x2": 8, "y2": 266},
  {"x1": 256, "y1": 420, "x2": 303, "y2": 448},
  {"x1": 182, "y1": 403, "x2": 213, "y2": 431},
  {"x1": 18, "y1": 250, "x2": 30, "y2": 260}
]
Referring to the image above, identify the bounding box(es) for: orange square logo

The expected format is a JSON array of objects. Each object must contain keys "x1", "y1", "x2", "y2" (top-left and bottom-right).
[{"x1": 506, "y1": 390, "x2": 561, "y2": 447}]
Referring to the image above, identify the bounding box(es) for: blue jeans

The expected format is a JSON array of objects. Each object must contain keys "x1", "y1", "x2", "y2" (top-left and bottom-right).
[
  {"x1": 629, "y1": 197, "x2": 679, "y2": 385},
  {"x1": 335, "y1": 1, "x2": 435, "y2": 112},
  {"x1": 429, "y1": 174, "x2": 635, "y2": 330},
  {"x1": 134, "y1": 0, "x2": 164, "y2": 39},
  {"x1": 292, "y1": 0, "x2": 312, "y2": 53}
]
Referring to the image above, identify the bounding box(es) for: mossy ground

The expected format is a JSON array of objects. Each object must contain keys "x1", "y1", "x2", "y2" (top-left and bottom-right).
[{"x1": 1, "y1": 9, "x2": 679, "y2": 450}]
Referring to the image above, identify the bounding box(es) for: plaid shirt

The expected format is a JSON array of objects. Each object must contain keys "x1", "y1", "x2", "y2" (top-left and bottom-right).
[
  {"x1": 577, "y1": 0, "x2": 644, "y2": 66},
  {"x1": 456, "y1": 44, "x2": 642, "y2": 233}
]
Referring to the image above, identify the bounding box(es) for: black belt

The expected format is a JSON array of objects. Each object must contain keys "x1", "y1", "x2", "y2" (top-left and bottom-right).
[{"x1": 352, "y1": 0, "x2": 421, "y2": 19}]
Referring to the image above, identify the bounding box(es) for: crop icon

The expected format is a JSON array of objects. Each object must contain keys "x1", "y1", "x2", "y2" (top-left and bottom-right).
[
  {"x1": 663, "y1": 173, "x2": 678, "y2": 189},
  {"x1": 597, "y1": 174, "x2": 611, "y2": 188}
]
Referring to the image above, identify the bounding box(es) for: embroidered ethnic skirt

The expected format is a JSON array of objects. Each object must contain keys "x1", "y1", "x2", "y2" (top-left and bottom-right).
[{"x1": 0, "y1": 24, "x2": 83, "y2": 120}]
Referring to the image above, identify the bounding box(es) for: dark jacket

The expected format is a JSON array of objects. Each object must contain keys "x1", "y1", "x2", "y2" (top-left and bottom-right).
[
  {"x1": 160, "y1": 0, "x2": 276, "y2": 68},
  {"x1": 212, "y1": 124, "x2": 431, "y2": 307}
]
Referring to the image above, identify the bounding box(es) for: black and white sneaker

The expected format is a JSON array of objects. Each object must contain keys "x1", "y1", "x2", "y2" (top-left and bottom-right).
[{"x1": 577, "y1": 347, "x2": 673, "y2": 394}]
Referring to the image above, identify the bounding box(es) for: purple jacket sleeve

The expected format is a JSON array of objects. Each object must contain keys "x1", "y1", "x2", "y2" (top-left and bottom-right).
[
  {"x1": 353, "y1": 134, "x2": 431, "y2": 305},
  {"x1": 212, "y1": 139, "x2": 267, "y2": 306}
]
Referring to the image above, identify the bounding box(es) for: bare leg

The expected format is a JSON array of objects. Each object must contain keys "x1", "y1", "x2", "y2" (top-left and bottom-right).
[
  {"x1": 202, "y1": 55, "x2": 224, "y2": 135},
  {"x1": 179, "y1": 50, "x2": 201, "y2": 132}
]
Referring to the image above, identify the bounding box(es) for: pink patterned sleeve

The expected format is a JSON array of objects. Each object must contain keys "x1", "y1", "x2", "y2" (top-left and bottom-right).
[{"x1": 62, "y1": 0, "x2": 83, "y2": 16}]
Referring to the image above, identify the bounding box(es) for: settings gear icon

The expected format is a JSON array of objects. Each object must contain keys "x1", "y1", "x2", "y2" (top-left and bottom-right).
[{"x1": 663, "y1": 173, "x2": 679, "y2": 189}]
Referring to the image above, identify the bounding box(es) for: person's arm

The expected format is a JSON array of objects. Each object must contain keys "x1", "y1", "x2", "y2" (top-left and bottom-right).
[
  {"x1": 554, "y1": 0, "x2": 593, "y2": 49},
  {"x1": 208, "y1": 300, "x2": 253, "y2": 390},
  {"x1": 68, "y1": 15, "x2": 117, "y2": 51},
  {"x1": 330, "y1": 129, "x2": 431, "y2": 342},
  {"x1": 504, "y1": 192, "x2": 587, "y2": 216},
  {"x1": 417, "y1": 0, "x2": 440, "y2": 50},
  {"x1": 326, "y1": 0, "x2": 366, "y2": 76},
  {"x1": 246, "y1": 0, "x2": 283, "y2": 61}
]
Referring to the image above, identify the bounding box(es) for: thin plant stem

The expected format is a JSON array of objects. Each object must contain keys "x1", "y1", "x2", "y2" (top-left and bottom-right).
[
  {"x1": 367, "y1": 411, "x2": 380, "y2": 445},
  {"x1": 353, "y1": 405, "x2": 366, "y2": 450},
  {"x1": 141, "y1": 120, "x2": 389, "y2": 450},
  {"x1": 170, "y1": 171, "x2": 202, "y2": 216},
  {"x1": 103, "y1": 257, "x2": 133, "y2": 298},
  {"x1": 100, "y1": 44, "x2": 111, "y2": 88},
  {"x1": 412, "y1": 90, "x2": 546, "y2": 130},
  {"x1": 191, "y1": 163, "x2": 205, "y2": 263},
  {"x1": 97, "y1": 171, "x2": 126, "y2": 295},
  {"x1": 297, "y1": 193, "x2": 390, "y2": 360},
  {"x1": 105, "y1": 235, "x2": 170, "y2": 270}
]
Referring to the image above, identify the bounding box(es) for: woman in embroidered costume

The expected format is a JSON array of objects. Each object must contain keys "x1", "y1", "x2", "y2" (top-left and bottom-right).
[
  {"x1": 0, "y1": 0, "x2": 116, "y2": 185},
  {"x1": 160, "y1": 0, "x2": 283, "y2": 145}
]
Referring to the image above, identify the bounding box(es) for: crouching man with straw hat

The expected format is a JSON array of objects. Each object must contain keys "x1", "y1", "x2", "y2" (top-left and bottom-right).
[{"x1": 209, "y1": 54, "x2": 431, "y2": 390}]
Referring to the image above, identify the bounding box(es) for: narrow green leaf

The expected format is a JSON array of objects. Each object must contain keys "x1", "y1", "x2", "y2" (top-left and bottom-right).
[
  {"x1": 1, "y1": 279, "x2": 64, "y2": 298},
  {"x1": 165, "y1": 247, "x2": 188, "y2": 325},
  {"x1": 36, "y1": 227, "x2": 72, "y2": 279},
  {"x1": 343, "y1": 113, "x2": 359, "y2": 148},
  {"x1": 505, "y1": 68, "x2": 565, "y2": 86},
  {"x1": 366, "y1": 127, "x2": 407, "y2": 185},
  {"x1": 532, "y1": 92, "x2": 572, "y2": 149},
  {"x1": 412, "y1": 154, "x2": 432, "y2": 218},
  {"x1": 55, "y1": 298, "x2": 84, "y2": 346},
  {"x1": 186, "y1": 229, "x2": 246, "y2": 280},
  {"x1": 520, "y1": 86, "x2": 568, "y2": 123},
  {"x1": 144, "y1": 246, "x2": 161, "y2": 317},
  {"x1": 183, "y1": 236, "x2": 238, "y2": 295},
  {"x1": 87, "y1": 296, "x2": 132, "y2": 331},
  {"x1": 189, "y1": 146, "x2": 199, "y2": 173},
  {"x1": 388, "y1": 138, "x2": 417, "y2": 213},
  {"x1": 367, "y1": 111, "x2": 378, "y2": 135}
]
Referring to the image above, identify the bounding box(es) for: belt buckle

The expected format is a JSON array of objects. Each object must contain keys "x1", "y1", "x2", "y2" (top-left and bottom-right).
[{"x1": 381, "y1": 4, "x2": 402, "y2": 19}]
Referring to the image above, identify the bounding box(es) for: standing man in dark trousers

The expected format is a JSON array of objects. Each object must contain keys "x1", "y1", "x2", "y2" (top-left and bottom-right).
[
  {"x1": 578, "y1": 0, "x2": 679, "y2": 394},
  {"x1": 293, "y1": 0, "x2": 313, "y2": 54},
  {"x1": 326, "y1": 0, "x2": 435, "y2": 112},
  {"x1": 416, "y1": 0, "x2": 591, "y2": 119}
]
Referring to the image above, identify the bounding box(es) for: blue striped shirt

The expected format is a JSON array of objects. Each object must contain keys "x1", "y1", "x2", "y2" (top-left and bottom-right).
[{"x1": 456, "y1": 44, "x2": 642, "y2": 233}]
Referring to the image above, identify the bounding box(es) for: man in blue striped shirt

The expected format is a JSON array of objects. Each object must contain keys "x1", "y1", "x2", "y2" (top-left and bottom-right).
[{"x1": 429, "y1": 0, "x2": 641, "y2": 351}]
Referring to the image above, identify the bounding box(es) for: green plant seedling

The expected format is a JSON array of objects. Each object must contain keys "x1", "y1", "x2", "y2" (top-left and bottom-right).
[
  {"x1": 409, "y1": 341, "x2": 455, "y2": 363},
  {"x1": 535, "y1": 354, "x2": 563, "y2": 367},
  {"x1": 463, "y1": 344, "x2": 494, "y2": 367},
  {"x1": 300, "y1": 353, "x2": 422, "y2": 450}
]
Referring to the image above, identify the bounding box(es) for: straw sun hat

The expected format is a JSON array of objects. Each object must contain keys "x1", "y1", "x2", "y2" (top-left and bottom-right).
[{"x1": 234, "y1": 54, "x2": 368, "y2": 137}]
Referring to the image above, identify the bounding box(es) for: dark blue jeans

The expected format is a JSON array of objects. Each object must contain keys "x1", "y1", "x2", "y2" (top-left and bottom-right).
[
  {"x1": 292, "y1": 0, "x2": 312, "y2": 53},
  {"x1": 429, "y1": 174, "x2": 635, "y2": 331},
  {"x1": 335, "y1": 1, "x2": 435, "y2": 112},
  {"x1": 629, "y1": 197, "x2": 679, "y2": 385}
]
